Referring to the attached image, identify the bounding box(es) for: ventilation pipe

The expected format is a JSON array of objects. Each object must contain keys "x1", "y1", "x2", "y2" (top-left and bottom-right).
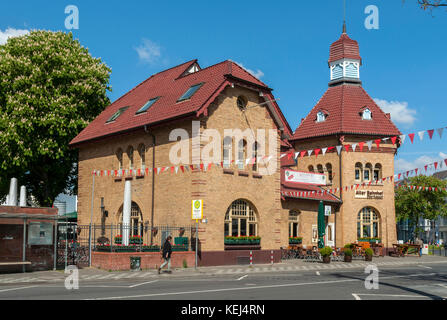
[
  {"x1": 122, "y1": 180, "x2": 132, "y2": 246},
  {"x1": 8, "y1": 178, "x2": 18, "y2": 206},
  {"x1": 19, "y1": 186, "x2": 27, "y2": 207}
]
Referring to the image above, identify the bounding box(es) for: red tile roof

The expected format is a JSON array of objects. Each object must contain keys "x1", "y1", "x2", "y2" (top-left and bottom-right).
[
  {"x1": 290, "y1": 84, "x2": 402, "y2": 141},
  {"x1": 328, "y1": 33, "x2": 362, "y2": 64},
  {"x1": 70, "y1": 60, "x2": 291, "y2": 147}
]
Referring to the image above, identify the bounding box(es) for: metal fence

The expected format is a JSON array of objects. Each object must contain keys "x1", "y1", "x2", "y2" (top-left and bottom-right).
[
  {"x1": 56, "y1": 224, "x2": 196, "y2": 268},
  {"x1": 428, "y1": 246, "x2": 447, "y2": 257}
]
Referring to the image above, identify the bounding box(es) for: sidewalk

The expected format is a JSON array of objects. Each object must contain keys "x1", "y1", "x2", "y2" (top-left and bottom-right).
[{"x1": 0, "y1": 255, "x2": 446, "y2": 285}]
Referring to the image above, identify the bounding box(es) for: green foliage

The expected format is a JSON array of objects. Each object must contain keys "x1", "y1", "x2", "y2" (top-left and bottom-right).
[
  {"x1": 182, "y1": 259, "x2": 188, "y2": 268},
  {"x1": 395, "y1": 175, "x2": 447, "y2": 238},
  {"x1": 364, "y1": 248, "x2": 374, "y2": 256},
  {"x1": 344, "y1": 243, "x2": 355, "y2": 249},
  {"x1": 0, "y1": 30, "x2": 111, "y2": 206},
  {"x1": 343, "y1": 248, "x2": 352, "y2": 256},
  {"x1": 319, "y1": 246, "x2": 333, "y2": 257}
]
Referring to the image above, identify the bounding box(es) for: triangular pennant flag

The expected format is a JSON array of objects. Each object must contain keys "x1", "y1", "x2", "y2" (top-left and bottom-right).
[
  {"x1": 418, "y1": 131, "x2": 425, "y2": 141},
  {"x1": 434, "y1": 162, "x2": 438, "y2": 170},
  {"x1": 180, "y1": 166, "x2": 185, "y2": 173},
  {"x1": 391, "y1": 136, "x2": 397, "y2": 145},
  {"x1": 307, "y1": 150, "x2": 313, "y2": 157},
  {"x1": 415, "y1": 168, "x2": 418, "y2": 175},
  {"x1": 294, "y1": 152, "x2": 299, "y2": 159},
  {"x1": 408, "y1": 133, "x2": 415, "y2": 143},
  {"x1": 400, "y1": 135, "x2": 406, "y2": 144},
  {"x1": 359, "y1": 142, "x2": 365, "y2": 152},
  {"x1": 300, "y1": 151, "x2": 306, "y2": 158},
  {"x1": 280, "y1": 154, "x2": 286, "y2": 159},
  {"x1": 445, "y1": 159, "x2": 447, "y2": 167},
  {"x1": 375, "y1": 139, "x2": 381, "y2": 149},
  {"x1": 322, "y1": 147, "x2": 328, "y2": 156},
  {"x1": 170, "y1": 166, "x2": 174, "y2": 174},
  {"x1": 437, "y1": 128, "x2": 444, "y2": 139},
  {"x1": 287, "y1": 153, "x2": 293, "y2": 160},
  {"x1": 314, "y1": 149, "x2": 321, "y2": 157},
  {"x1": 366, "y1": 141, "x2": 373, "y2": 151},
  {"x1": 189, "y1": 165, "x2": 194, "y2": 171},
  {"x1": 175, "y1": 167, "x2": 179, "y2": 174},
  {"x1": 425, "y1": 165, "x2": 428, "y2": 172},
  {"x1": 427, "y1": 129, "x2": 434, "y2": 140},
  {"x1": 344, "y1": 144, "x2": 350, "y2": 152},
  {"x1": 398, "y1": 173, "x2": 402, "y2": 179},
  {"x1": 208, "y1": 163, "x2": 213, "y2": 171},
  {"x1": 352, "y1": 143, "x2": 358, "y2": 152},
  {"x1": 336, "y1": 145, "x2": 342, "y2": 155},
  {"x1": 200, "y1": 163, "x2": 204, "y2": 171}
]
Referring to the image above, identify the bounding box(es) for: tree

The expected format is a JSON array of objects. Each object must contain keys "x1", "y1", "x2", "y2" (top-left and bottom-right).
[
  {"x1": 0, "y1": 30, "x2": 111, "y2": 206},
  {"x1": 395, "y1": 175, "x2": 447, "y2": 239},
  {"x1": 418, "y1": 0, "x2": 447, "y2": 9}
]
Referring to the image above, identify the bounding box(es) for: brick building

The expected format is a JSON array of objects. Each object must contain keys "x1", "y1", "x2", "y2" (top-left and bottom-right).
[{"x1": 70, "y1": 27, "x2": 401, "y2": 265}]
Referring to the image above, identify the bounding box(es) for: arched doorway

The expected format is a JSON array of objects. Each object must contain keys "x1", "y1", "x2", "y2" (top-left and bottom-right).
[
  {"x1": 224, "y1": 200, "x2": 258, "y2": 237},
  {"x1": 357, "y1": 207, "x2": 380, "y2": 239}
]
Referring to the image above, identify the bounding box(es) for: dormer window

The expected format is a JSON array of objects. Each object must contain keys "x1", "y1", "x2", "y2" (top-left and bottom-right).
[
  {"x1": 316, "y1": 111, "x2": 327, "y2": 123},
  {"x1": 362, "y1": 108, "x2": 372, "y2": 120}
]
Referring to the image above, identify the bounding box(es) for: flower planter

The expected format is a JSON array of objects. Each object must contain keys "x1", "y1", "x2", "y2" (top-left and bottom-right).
[
  {"x1": 344, "y1": 255, "x2": 352, "y2": 263},
  {"x1": 358, "y1": 239, "x2": 381, "y2": 244},
  {"x1": 365, "y1": 255, "x2": 373, "y2": 262},
  {"x1": 172, "y1": 245, "x2": 188, "y2": 252},
  {"x1": 322, "y1": 256, "x2": 331, "y2": 264},
  {"x1": 289, "y1": 238, "x2": 303, "y2": 245},
  {"x1": 141, "y1": 246, "x2": 160, "y2": 252},
  {"x1": 224, "y1": 237, "x2": 261, "y2": 246}
]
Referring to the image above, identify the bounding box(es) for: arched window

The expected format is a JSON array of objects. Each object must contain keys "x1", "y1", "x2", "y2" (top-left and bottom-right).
[
  {"x1": 308, "y1": 165, "x2": 315, "y2": 172},
  {"x1": 138, "y1": 144, "x2": 146, "y2": 170},
  {"x1": 374, "y1": 164, "x2": 382, "y2": 182},
  {"x1": 223, "y1": 136, "x2": 232, "y2": 169},
  {"x1": 237, "y1": 139, "x2": 247, "y2": 170},
  {"x1": 364, "y1": 163, "x2": 372, "y2": 182},
  {"x1": 326, "y1": 163, "x2": 333, "y2": 184},
  {"x1": 317, "y1": 164, "x2": 324, "y2": 174},
  {"x1": 362, "y1": 108, "x2": 372, "y2": 120},
  {"x1": 357, "y1": 207, "x2": 380, "y2": 239},
  {"x1": 316, "y1": 111, "x2": 326, "y2": 123},
  {"x1": 252, "y1": 142, "x2": 259, "y2": 172},
  {"x1": 289, "y1": 211, "x2": 300, "y2": 238},
  {"x1": 355, "y1": 162, "x2": 362, "y2": 181},
  {"x1": 127, "y1": 146, "x2": 134, "y2": 170},
  {"x1": 224, "y1": 200, "x2": 257, "y2": 237},
  {"x1": 116, "y1": 148, "x2": 123, "y2": 170},
  {"x1": 118, "y1": 202, "x2": 144, "y2": 237},
  {"x1": 237, "y1": 96, "x2": 248, "y2": 110}
]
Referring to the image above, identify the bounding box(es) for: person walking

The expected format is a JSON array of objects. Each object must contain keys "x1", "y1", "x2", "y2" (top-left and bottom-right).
[{"x1": 158, "y1": 235, "x2": 173, "y2": 274}]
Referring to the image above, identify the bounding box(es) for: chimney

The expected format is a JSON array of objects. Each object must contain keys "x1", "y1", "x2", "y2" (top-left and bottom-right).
[{"x1": 386, "y1": 113, "x2": 391, "y2": 119}]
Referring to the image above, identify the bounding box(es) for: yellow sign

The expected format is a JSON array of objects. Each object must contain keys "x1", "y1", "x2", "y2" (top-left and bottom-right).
[{"x1": 192, "y1": 200, "x2": 203, "y2": 220}]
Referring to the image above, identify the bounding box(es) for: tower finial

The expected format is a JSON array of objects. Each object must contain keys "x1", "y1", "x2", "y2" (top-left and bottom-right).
[{"x1": 342, "y1": 0, "x2": 347, "y2": 33}]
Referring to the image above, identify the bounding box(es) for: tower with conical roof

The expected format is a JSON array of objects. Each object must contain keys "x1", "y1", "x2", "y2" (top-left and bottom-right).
[{"x1": 287, "y1": 25, "x2": 401, "y2": 250}]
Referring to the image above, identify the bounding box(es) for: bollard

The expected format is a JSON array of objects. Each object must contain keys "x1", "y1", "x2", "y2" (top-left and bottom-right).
[
  {"x1": 271, "y1": 250, "x2": 274, "y2": 265},
  {"x1": 250, "y1": 250, "x2": 253, "y2": 266}
]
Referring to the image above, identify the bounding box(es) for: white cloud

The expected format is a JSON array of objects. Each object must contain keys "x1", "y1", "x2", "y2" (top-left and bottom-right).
[
  {"x1": 373, "y1": 98, "x2": 417, "y2": 127},
  {"x1": 0, "y1": 28, "x2": 29, "y2": 45},
  {"x1": 233, "y1": 61, "x2": 264, "y2": 79},
  {"x1": 134, "y1": 38, "x2": 161, "y2": 64},
  {"x1": 395, "y1": 152, "x2": 447, "y2": 174}
]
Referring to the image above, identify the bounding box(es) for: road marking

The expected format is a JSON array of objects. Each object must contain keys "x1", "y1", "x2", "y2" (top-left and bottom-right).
[
  {"x1": 353, "y1": 293, "x2": 431, "y2": 299},
  {"x1": 237, "y1": 275, "x2": 248, "y2": 281},
  {"x1": 316, "y1": 272, "x2": 320, "y2": 276},
  {"x1": 0, "y1": 285, "x2": 38, "y2": 293},
  {"x1": 418, "y1": 265, "x2": 432, "y2": 269},
  {"x1": 128, "y1": 280, "x2": 158, "y2": 288},
  {"x1": 85, "y1": 272, "x2": 435, "y2": 300}
]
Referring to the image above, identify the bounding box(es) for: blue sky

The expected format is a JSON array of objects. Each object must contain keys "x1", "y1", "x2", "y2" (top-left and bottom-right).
[{"x1": 1, "y1": 0, "x2": 447, "y2": 210}]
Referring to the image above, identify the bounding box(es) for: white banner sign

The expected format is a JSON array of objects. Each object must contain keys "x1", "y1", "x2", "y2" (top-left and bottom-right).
[
  {"x1": 325, "y1": 205, "x2": 332, "y2": 216},
  {"x1": 285, "y1": 170, "x2": 326, "y2": 185},
  {"x1": 191, "y1": 200, "x2": 203, "y2": 220}
]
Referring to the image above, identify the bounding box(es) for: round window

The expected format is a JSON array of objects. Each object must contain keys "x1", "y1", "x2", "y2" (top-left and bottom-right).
[{"x1": 237, "y1": 96, "x2": 247, "y2": 110}]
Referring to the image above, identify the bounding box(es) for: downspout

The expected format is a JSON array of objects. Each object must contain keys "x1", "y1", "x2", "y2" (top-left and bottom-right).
[
  {"x1": 145, "y1": 125, "x2": 156, "y2": 245},
  {"x1": 338, "y1": 135, "x2": 343, "y2": 247}
]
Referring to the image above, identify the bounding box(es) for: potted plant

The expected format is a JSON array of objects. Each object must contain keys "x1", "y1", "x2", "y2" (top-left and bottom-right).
[
  {"x1": 343, "y1": 248, "x2": 353, "y2": 262},
  {"x1": 289, "y1": 237, "x2": 303, "y2": 245},
  {"x1": 114, "y1": 235, "x2": 122, "y2": 245},
  {"x1": 365, "y1": 248, "x2": 373, "y2": 261},
  {"x1": 319, "y1": 246, "x2": 333, "y2": 264}
]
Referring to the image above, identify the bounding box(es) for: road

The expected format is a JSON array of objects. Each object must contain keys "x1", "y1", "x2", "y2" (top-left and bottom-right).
[{"x1": 1, "y1": 262, "x2": 446, "y2": 300}]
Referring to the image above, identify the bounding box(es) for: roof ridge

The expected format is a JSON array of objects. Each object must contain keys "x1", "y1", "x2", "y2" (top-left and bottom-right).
[
  {"x1": 176, "y1": 59, "x2": 230, "y2": 80},
  {"x1": 229, "y1": 60, "x2": 268, "y2": 87},
  {"x1": 294, "y1": 88, "x2": 331, "y2": 135}
]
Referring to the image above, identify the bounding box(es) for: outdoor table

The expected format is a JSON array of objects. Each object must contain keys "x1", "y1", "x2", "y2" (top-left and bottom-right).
[
  {"x1": 405, "y1": 244, "x2": 421, "y2": 257},
  {"x1": 392, "y1": 244, "x2": 408, "y2": 257}
]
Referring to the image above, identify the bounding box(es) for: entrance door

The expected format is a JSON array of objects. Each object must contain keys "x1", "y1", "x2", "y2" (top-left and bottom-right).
[{"x1": 326, "y1": 223, "x2": 335, "y2": 247}]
